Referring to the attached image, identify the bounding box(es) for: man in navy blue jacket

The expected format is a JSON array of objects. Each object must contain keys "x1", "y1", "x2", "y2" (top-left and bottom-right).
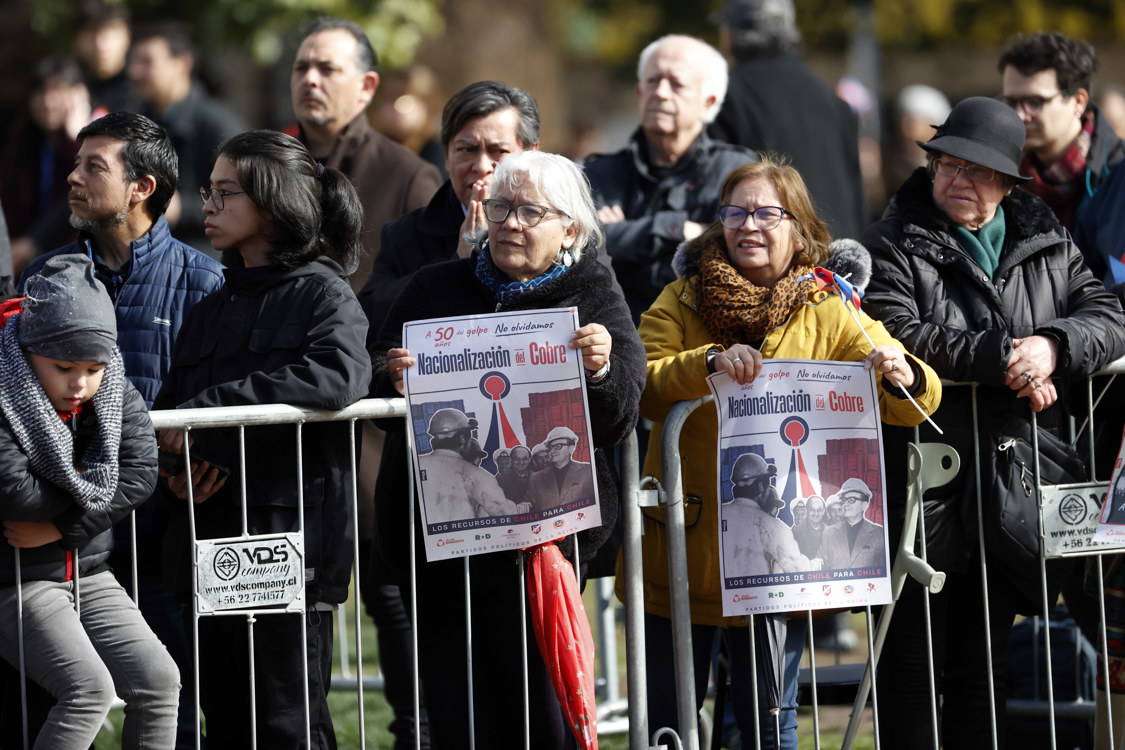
[{"x1": 18, "y1": 111, "x2": 223, "y2": 749}]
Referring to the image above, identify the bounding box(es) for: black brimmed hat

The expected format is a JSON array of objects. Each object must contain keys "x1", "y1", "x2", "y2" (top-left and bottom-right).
[{"x1": 917, "y1": 96, "x2": 1031, "y2": 182}]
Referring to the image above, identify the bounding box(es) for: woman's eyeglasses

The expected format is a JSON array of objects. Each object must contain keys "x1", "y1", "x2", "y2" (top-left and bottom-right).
[
  {"x1": 718, "y1": 205, "x2": 790, "y2": 231},
  {"x1": 482, "y1": 199, "x2": 567, "y2": 228},
  {"x1": 932, "y1": 159, "x2": 998, "y2": 184},
  {"x1": 200, "y1": 187, "x2": 247, "y2": 211}
]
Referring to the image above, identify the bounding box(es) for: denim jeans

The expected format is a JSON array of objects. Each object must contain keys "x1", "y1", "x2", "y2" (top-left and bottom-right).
[
  {"x1": 0, "y1": 570, "x2": 180, "y2": 749},
  {"x1": 645, "y1": 613, "x2": 807, "y2": 750}
]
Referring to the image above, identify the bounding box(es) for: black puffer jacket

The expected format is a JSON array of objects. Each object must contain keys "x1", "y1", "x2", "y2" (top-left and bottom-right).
[
  {"x1": 861, "y1": 168, "x2": 1125, "y2": 604},
  {"x1": 584, "y1": 129, "x2": 756, "y2": 322},
  {"x1": 0, "y1": 381, "x2": 156, "y2": 585},
  {"x1": 369, "y1": 245, "x2": 647, "y2": 578},
  {"x1": 154, "y1": 258, "x2": 371, "y2": 605}
]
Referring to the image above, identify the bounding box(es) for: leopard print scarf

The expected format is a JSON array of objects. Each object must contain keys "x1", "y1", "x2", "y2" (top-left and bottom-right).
[{"x1": 696, "y1": 238, "x2": 814, "y2": 349}]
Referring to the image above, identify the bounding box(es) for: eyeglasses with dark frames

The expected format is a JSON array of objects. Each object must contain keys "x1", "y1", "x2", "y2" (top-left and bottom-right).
[
  {"x1": 997, "y1": 92, "x2": 1062, "y2": 116},
  {"x1": 718, "y1": 205, "x2": 790, "y2": 231},
  {"x1": 932, "y1": 159, "x2": 998, "y2": 184},
  {"x1": 200, "y1": 186, "x2": 247, "y2": 211},
  {"x1": 482, "y1": 199, "x2": 567, "y2": 228}
]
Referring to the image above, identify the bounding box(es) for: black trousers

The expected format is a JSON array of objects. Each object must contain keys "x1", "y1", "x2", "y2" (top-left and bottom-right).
[
  {"x1": 876, "y1": 559, "x2": 1020, "y2": 749},
  {"x1": 197, "y1": 609, "x2": 336, "y2": 750},
  {"x1": 413, "y1": 552, "x2": 575, "y2": 750}
]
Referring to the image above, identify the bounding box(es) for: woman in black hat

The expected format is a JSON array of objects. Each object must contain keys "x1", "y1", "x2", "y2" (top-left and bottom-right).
[{"x1": 861, "y1": 97, "x2": 1125, "y2": 747}]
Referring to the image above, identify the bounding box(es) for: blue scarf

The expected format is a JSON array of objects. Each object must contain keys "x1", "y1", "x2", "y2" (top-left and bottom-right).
[{"x1": 473, "y1": 243, "x2": 570, "y2": 306}]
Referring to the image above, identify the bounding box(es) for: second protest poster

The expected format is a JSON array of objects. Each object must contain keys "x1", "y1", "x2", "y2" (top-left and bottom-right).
[
  {"x1": 708, "y1": 359, "x2": 893, "y2": 616},
  {"x1": 403, "y1": 307, "x2": 600, "y2": 562}
]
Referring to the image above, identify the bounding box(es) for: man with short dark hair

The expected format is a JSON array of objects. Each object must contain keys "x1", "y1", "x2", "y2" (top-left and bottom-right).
[
  {"x1": 19, "y1": 110, "x2": 223, "y2": 750},
  {"x1": 288, "y1": 17, "x2": 441, "y2": 293},
  {"x1": 129, "y1": 20, "x2": 245, "y2": 255},
  {"x1": 710, "y1": 0, "x2": 865, "y2": 241},
  {"x1": 73, "y1": 0, "x2": 138, "y2": 114},
  {"x1": 585, "y1": 34, "x2": 756, "y2": 322},
  {"x1": 999, "y1": 31, "x2": 1124, "y2": 234},
  {"x1": 359, "y1": 80, "x2": 540, "y2": 329}
]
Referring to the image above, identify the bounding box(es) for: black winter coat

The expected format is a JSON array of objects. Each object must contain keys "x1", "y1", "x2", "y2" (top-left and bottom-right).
[
  {"x1": 584, "y1": 129, "x2": 756, "y2": 322},
  {"x1": 0, "y1": 381, "x2": 157, "y2": 585},
  {"x1": 369, "y1": 246, "x2": 647, "y2": 578},
  {"x1": 861, "y1": 168, "x2": 1125, "y2": 604},
  {"x1": 358, "y1": 180, "x2": 463, "y2": 338},
  {"x1": 709, "y1": 52, "x2": 866, "y2": 241},
  {"x1": 154, "y1": 258, "x2": 372, "y2": 604}
]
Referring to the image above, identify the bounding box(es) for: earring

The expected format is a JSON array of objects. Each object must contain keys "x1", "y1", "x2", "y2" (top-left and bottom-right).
[{"x1": 561, "y1": 249, "x2": 574, "y2": 268}]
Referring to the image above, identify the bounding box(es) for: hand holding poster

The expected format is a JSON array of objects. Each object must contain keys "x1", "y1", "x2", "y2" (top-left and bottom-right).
[
  {"x1": 709, "y1": 359, "x2": 893, "y2": 615},
  {"x1": 403, "y1": 308, "x2": 601, "y2": 561}
]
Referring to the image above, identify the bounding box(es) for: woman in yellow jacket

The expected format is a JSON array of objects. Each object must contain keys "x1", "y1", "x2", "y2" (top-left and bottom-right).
[{"x1": 627, "y1": 156, "x2": 942, "y2": 748}]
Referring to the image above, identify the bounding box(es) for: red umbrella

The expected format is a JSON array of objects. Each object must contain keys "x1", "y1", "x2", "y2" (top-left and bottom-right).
[{"x1": 526, "y1": 543, "x2": 598, "y2": 749}]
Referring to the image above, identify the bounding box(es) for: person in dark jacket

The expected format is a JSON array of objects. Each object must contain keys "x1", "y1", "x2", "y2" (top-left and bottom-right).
[
  {"x1": 709, "y1": 0, "x2": 866, "y2": 241},
  {"x1": 155, "y1": 130, "x2": 371, "y2": 750},
  {"x1": 359, "y1": 79, "x2": 541, "y2": 334},
  {"x1": 128, "y1": 21, "x2": 247, "y2": 257},
  {"x1": 370, "y1": 151, "x2": 646, "y2": 750},
  {"x1": 0, "y1": 56, "x2": 89, "y2": 272},
  {"x1": 0, "y1": 255, "x2": 179, "y2": 749},
  {"x1": 862, "y1": 96, "x2": 1125, "y2": 749},
  {"x1": 585, "y1": 34, "x2": 756, "y2": 323}
]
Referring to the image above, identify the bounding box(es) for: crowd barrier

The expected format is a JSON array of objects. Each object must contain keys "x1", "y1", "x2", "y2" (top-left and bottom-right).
[
  {"x1": 628, "y1": 359, "x2": 1125, "y2": 750},
  {"x1": 8, "y1": 359, "x2": 1125, "y2": 749}
]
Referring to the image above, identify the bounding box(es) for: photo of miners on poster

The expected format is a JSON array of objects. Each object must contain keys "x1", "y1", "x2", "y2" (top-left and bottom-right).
[
  {"x1": 708, "y1": 359, "x2": 894, "y2": 616},
  {"x1": 403, "y1": 307, "x2": 601, "y2": 562}
]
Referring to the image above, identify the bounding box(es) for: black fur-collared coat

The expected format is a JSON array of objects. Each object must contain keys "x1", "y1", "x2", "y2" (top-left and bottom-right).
[{"x1": 862, "y1": 167, "x2": 1125, "y2": 605}]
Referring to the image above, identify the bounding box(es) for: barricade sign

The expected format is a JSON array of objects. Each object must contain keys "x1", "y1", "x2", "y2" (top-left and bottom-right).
[
  {"x1": 195, "y1": 532, "x2": 305, "y2": 614},
  {"x1": 1043, "y1": 481, "x2": 1123, "y2": 557},
  {"x1": 708, "y1": 359, "x2": 893, "y2": 615}
]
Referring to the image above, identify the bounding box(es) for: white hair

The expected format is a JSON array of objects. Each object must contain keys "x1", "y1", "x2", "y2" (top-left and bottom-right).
[
  {"x1": 636, "y1": 34, "x2": 729, "y2": 123},
  {"x1": 490, "y1": 151, "x2": 603, "y2": 264}
]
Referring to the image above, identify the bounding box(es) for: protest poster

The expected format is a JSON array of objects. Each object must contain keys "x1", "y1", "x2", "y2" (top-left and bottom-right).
[
  {"x1": 708, "y1": 359, "x2": 893, "y2": 616},
  {"x1": 403, "y1": 307, "x2": 600, "y2": 562},
  {"x1": 1093, "y1": 429, "x2": 1125, "y2": 550}
]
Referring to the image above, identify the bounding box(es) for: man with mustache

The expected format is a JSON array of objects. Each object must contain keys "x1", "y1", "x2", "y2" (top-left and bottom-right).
[
  {"x1": 288, "y1": 16, "x2": 441, "y2": 294},
  {"x1": 16, "y1": 111, "x2": 223, "y2": 749},
  {"x1": 584, "y1": 34, "x2": 756, "y2": 322}
]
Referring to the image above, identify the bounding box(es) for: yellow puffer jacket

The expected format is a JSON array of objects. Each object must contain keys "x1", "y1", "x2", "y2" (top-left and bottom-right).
[{"x1": 618, "y1": 274, "x2": 942, "y2": 626}]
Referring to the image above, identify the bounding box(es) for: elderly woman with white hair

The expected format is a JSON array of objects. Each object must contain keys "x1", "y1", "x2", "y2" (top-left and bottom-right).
[{"x1": 369, "y1": 150, "x2": 646, "y2": 749}]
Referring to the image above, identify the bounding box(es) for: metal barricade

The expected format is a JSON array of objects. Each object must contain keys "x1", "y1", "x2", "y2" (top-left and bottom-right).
[
  {"x1": 3, "y1": 396, "x2": 631, "y2": 748},
  {"x1": 618, "y1": 358, "x2": 1125, "y2": 750}
]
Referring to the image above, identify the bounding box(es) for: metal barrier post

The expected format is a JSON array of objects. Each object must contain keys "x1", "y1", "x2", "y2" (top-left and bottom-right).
[
  {"x1": 660, "y1": 396, "x2": 713, "y2": 750},
  {"x1": 621, "y1": 430, "x2": 651, "y2": 749}
]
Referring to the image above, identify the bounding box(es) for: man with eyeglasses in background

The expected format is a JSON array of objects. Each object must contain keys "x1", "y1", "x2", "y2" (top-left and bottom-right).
[
  {"x1": 585, "y1": 34, "x2": 756, "y2": 323},
  {"x1": 15, "y1": 110, "x2": 223, "y2": 750},
  {"x1": 998, "y1": 32, "x2": 1124, "y2": 236}
]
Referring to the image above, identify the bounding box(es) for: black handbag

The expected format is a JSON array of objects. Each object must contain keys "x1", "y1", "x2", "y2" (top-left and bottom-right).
[{"x1": 986, "y1": 416, "x2": 1086, "y2": 567}]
